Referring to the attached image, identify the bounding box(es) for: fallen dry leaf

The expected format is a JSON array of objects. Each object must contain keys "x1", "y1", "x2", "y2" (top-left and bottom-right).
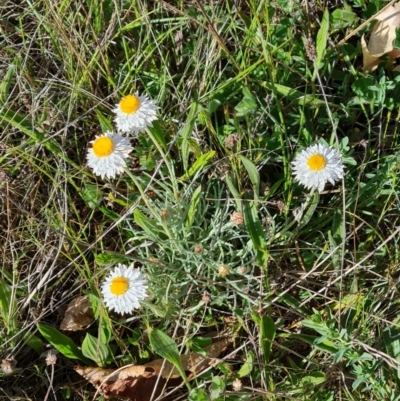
[
  {"x1": 60, "y1": 295, "x2": 95, "y2": 331},
  {"x1": 362, "y1": 2, "x2": 400, "y2": 71},
  {"x1": 75, "y1": 337, "x2": 230, "y2": 401}
]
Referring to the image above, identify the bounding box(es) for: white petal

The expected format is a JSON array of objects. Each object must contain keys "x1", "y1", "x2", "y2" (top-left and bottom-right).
[
  {"x1": 292, "y1": 144, "x2": 345, "y2": 193},
  {"x1": 101, "y1": 263, "x2": 148, "y2": 315}
]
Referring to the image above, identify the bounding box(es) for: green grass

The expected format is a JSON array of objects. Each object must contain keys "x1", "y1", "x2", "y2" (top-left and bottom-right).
[{"x1": 1, "y1": 0, "x2": 400, "y2": 400}]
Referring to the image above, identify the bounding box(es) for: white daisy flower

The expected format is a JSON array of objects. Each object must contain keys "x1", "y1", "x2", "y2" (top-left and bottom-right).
[
  {"x1": 292, "y1": 143, "x2": 344, "y2": 193},
  {"x1": 113, "y1": 93, "x2": 159, "y2": 134},
  {"x1": 101, "y1": 264, "x2": 148, "y2": 314},
  {"x1": 87, "y1": 131, "x2": 132, "y2": 179}
]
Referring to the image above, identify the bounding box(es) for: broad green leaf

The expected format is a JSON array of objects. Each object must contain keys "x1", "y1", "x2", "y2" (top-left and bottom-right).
[
  {"x1": 24, "y1": 332, "x2": 44, "y2": 354},
  {"x1": 244, "y1": 200, "x2": 268, "y2": 267},
  {"x1": 207, "y1": 99, "x2": 221, "y2": 114},
  {"x1": 189, "y1": 336, "x2": 212, "y2": 356},
  {"x1": 238, "y1": 351, "x2": 254, "y2": 378},
  {"x1": 180, "y1": 151, "x2": 216, "y2": 180},
  {"x1": 186, "y1": 185, "x2": 203, "y2": 227},
  {"x1": 260, "y1": 315, "x2": 276, "y2": 364},
  {"x1": 331, "y1": 5, "x2": 358, "y2": 29},
  {"x1": 88, "y1": 293, "x2": 101, "y2": 319},
  {"x1": 37, "y1": 324, "x2": 89, "y2": 362},
  {"x1": 80, "y1": 183, "x2": 102, "y2": 208},
  {"x1": 239, "y1": 155, "x2": 260, "y2": 199},
  {"x1": 81, "y1": 333, "x2": 109, "y2": 367},
  {"x1": 188, "y1": 388, "x2": 209, "y2": 401},
  {"x1": 316, "y1": 9, "x2": 329, "y2": 68},
  {"x1": 148, "y1": 328, "x2": 190, "y2": 389},
  {"x1": 235, "y1": 86, "x2": 257, "y2": 116},
  {"x1": 210, "y1": 375, "x2": 225, "y2": 400}
]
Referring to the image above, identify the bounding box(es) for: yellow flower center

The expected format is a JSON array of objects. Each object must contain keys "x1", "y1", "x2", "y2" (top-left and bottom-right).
[
  {"x1": 120, "y1": 95, "x2": 140, "y2": 114},
  {"x1": 110, "y1": 276, "x2": 129, "y2": 296},
  {"x1": 92, "y1": 137, "x2": 114, "y2": 157},
  {"x1": 307, "y1": 154, "x2": 327, "y2": 171}
]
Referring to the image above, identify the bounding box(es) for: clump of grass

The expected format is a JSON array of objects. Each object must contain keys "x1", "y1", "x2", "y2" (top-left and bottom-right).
[{"x1": 1, "y1": 0, "x2": 400, "y2": 400}]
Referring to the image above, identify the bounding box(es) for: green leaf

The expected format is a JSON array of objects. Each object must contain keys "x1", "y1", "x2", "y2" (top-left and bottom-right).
[
  {"x1": 235, "y1": 86, "x2": 257, "y2": 116},
  {"x1": 244, "y1": 200, "x2": 268, "y2": 267},
  {"x1": 189, "y1": 336, "x2": 212, "y2": 357},
  {"x1": 0, "y1": 108, "x2": 79, "y2": 168},
  {"x1": 289, "y1": 333, "x2": 339, "y2": 354},
  {"x1": 238, "y1": 155, "x2": 260, "y2": 199},
  {"x1": 300, "y1": 371, "x2": 326, "y2": 386},
  {"x1": 148, "y1": 328, "x2": 190, "y2": 389},
  {"x1": 260, "y1": 315, "x2": 276, "y2": 364},
  {"x1": 95, "y1": 110, "x2": 113, "y2": 132},
  {"x1": 238, "y1": 351, "x2": 254, "y2": 378},
  {"x1": 210, "y1": 375, "x2": 225, "y2": 400},
  {"x1": 225, "y1": 175, "x2": 242, "y2": 212},
  {"x1": 37, "y1": 324, "x2": 89, "y2": 362},
  {"x1": 99, "y1": 206, "x2": 120, "y2": 220},
  {"x1": 134, "y1": 209, "x2": 161, "y2": 241},
  {"x1": 81, "y1": 333, "x2": 109, "y2": 367},
  {"x1": 180, "y1": 151, "x2": 216, "y2": 181},
  {"x1": 147, "y1": 121, "x2": 167, "y2": 151},
  {"x1": 0, "y1": 278, "x2": 17, "y2": 333},
  {"x1": 80, "y1": 183, "x2": 102, "y2": 208},
  {"x1": 316, "y1": 8, "x2": 329, "y2": 68},
  {"x1": 24, "y1": 332, "x2": 44, "y2": 354},
  {"x1": 94, "y1": 252, "x2": 127, "y2": 266},
  {"x1": 263, "y1": 82, "x2": 329, "y2": 107},
  {"x1": 188, "y1": 388, "x2": 209, "y2": 401},
  {"x1": 180, "y1": 101, "x2": 199, "y2": 172},
  {"x1": 0, "y1": 60, "x2": 16, "y2": 104},
  {"x1": 331, "y1": 4, "x2": 358, "y2": 29},
  {"x1": 0, "y1": 278, "x2": 12, "y2": 322},
  {"x1": 186, "y1": 185, "x2": 203, "y2": 227}
]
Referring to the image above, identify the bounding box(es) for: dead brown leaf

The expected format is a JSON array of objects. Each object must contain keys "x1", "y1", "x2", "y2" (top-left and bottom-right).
[
  {"x1": 60, "y1": 295, "x2": 95, "y2": 331},
  {"x1": 74, "y1": 337, "x2": 231, "y2": 400},
  {"x1": 362, "y1": 2, "x2": 400, "y2": 71}
]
